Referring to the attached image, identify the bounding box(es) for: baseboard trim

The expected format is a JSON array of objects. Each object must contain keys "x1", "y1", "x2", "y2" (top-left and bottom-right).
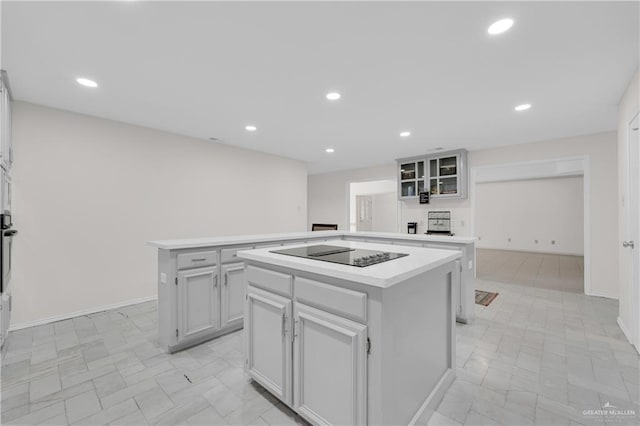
[
  {"x1": 616, "y1": 316, "x2": 637, "y2": 353},
  {"x1": 8, "y1": 295, "x2": 158, "y2": 331},
  {"x1": 584, "y1": 290, "x2": 618, "y2": 300},
  {"x1": 409, "y1": 368, "x2": 455, "y2": 425},
  {"x1": 475, "y1": 246, "x2": 584, "y2": 257}
]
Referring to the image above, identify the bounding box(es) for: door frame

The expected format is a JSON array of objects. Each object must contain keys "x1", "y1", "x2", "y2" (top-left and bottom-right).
[
  {"x1": 469, "y1": 156, "x2": 591, "y2": 295},
  {"x1": 624, "y1": 111, "x2": 640, "y2": 351}
]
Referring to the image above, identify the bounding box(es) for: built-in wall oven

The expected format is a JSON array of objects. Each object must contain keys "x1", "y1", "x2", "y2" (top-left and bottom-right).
[
  {"x1": 0, "y1": 212, "x2": 16, "y2": 294},
  {"x1": 0, "y1": 168, "x2": 14, "y2": 294}
]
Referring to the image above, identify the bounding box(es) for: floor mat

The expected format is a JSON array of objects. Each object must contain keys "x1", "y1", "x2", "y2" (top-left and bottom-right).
[{"x1": 475, "y1": 290, "x2": 499, "y2": 306}]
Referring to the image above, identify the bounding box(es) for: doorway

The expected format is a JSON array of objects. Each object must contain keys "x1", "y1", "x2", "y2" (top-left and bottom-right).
[
  {"x1": 356, "y1": 195, "x2": 373, "y2": 231},
  {"x1": 474, "y1": 176, "x2": 585, "y2": 293},
  {"x1": 470, "y1": 156, "x2": 591, "y2": 294},
  {"x1": 349, "y1": 180, "x2": 398, "y2": 232}
]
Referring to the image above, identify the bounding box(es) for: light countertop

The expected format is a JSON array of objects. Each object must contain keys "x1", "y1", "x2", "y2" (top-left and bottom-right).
[
  {"x1": 237, "y1": 240, "x2": 462, "y2": 288},
  {"x1": 147, "y1": 231, "x2": 474, "y2": 250}
]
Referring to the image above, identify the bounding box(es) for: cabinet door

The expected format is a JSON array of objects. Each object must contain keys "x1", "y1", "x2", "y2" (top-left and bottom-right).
[
  {"x1": 0, "y1": 296, "x2": 4, "y2": 349},
  {"x1": 245, "y1": 286, "x2": 292, "y2": 405},
  {"x1": 293, "y1": 303, "x2": 367, "y2": 426},
  {"x1": 176, "y1": 266, "x2": 219, "y2": 343},
  {"x1": 1, "y1": 293, "x2": 11, "y2": 347},
  {"x1": 221, "y1": 262, "x2": 245, "y2": 328},
  {"x1": 0, "y1": 84, "x2": 5, "y2": 170},
  {"x1": 1, "y1": 84, "x2": 11, "y2": 170}
]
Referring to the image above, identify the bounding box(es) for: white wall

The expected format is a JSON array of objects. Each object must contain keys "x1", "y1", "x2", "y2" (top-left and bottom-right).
[
  {"x1": 307, "y1": 131, "x2": 619, "y2": 298},
  {"x1": 11, "y1": 102, "x2": 308, "y2": 326},
  {"x1": 371, "y1": 192, "x2": 398, "y2": 233},
  {"x1": 475, "y1": 177, "x2": 584, "y2": 255},
  {"x1": 617, "y1": 69, "x2": 639, "y2": 345}
]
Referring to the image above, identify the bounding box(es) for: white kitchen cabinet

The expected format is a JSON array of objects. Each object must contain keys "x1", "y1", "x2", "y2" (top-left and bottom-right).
[
  {"x1": 245, "y1": 285, "x2": 293, "y2": 405},
  {"x1": 0, "y1": 292, "x2": 11, "y2": 348},
  {"x1": 397, "y1": 149, "x2": 468, "y2": 201},
  {"x1": 397, "y1": 159, "x2": 426, "y2": 200},
  {"x1": 176, "y1": 266, "x2": 219, "y2": 344},
  {"x1": 1, "y1": 71, "x2": 13, "y2": 171},
  {"x1": 0, "y1": 294, "x2": 6, "y2": 348},
  {"x1": 427, "y1": 149, "x2": 468, "y2": 199},
  {"x1": 1, "y1": 170, "x2": 11, "y2": 213},
  {"x1": 293, "y1": 302, "x2": 368, "y2": 426},
  {"x1": 221, "y1": 262, "x2": 245, "y2": 328}
]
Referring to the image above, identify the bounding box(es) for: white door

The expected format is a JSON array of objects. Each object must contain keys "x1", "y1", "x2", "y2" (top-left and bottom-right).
[
  {"x1": 245, "y1": 286, "x2": 292, "y2": 404},
  {"x1": 221, "y1": 262, "x2": 245, "y2": 327},
  {"x1": 356, "y1": 195, "x2": 373, "y2": 232},
  {"x1": 293, "y1": 303, "x2": 367, "y2": 426},
  {"x1": 176, "y1": 266, "x2": 219, "y2": 344},
  {"x1": 627, "y1": 114, "x2": 640, "y2": 350}
]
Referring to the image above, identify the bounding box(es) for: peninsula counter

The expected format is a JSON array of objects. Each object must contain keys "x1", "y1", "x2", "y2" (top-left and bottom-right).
[{"x1": 147, "y1": 231, "x2": 474, "y2": 353}]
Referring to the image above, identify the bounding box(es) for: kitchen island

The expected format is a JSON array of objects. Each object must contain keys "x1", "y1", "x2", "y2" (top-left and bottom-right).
[{"x1": 238, "y1": 240, "x2": 460, "y2": 426}]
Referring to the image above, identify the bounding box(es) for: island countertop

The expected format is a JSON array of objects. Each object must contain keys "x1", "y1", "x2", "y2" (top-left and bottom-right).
[
  {"x1": 147, "y1": 230, "x2": 475, "y2": 250},
  {"x1": 237, "y1": 240, "x2": 461, "y2": 288}
]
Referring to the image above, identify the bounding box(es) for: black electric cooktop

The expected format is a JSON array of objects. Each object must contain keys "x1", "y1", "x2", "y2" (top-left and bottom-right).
[{"x1": 270, "y1": 244, "x2": 408, "y2": 267}]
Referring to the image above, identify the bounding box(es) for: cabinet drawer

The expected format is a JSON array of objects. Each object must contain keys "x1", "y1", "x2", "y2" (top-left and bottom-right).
[
  {"x1": 392, "y1": 240, "x2": 424, "y2": 247},
  {"x1": 253, "y1": 243, "x2": 280, "y2": 249},
  {"x1": 295, "y1": 277, "x2": 367, "y2": 323},
  {"x1": 246, "y1": 265, "x2": 292, "y2": 298},
  {"x1": 221, "y1": 246, "x2": 252, "y2": 264},
  {"x1": 177, "y1": 250, "x2": 217, "y2": 270}
]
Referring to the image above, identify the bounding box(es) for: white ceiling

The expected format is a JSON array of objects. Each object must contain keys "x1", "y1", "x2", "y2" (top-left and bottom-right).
[{"x1": 2, "y1": 1, "x2": 638, "y2": 174}]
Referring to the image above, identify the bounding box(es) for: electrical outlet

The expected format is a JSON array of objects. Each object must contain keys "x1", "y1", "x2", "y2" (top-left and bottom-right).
[
  {"x1": 160, "y1": 273, "x2": 167, "y2": 284},
  {"x1": 551, "y1": 240, "x2": 556, "y2": 245}
]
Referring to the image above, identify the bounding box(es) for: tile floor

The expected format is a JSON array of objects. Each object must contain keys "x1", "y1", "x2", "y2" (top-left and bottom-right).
[
  {"x1": 477, "y1": 249, "x2": 584, "y2": 293},
  {"x1": 1, "y1": 279, "x2": 638, "y2": 426}
]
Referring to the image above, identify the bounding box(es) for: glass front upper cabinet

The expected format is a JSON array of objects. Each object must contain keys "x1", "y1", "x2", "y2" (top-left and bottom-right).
[
  {"x1": 399, "y1": 160, "x2": 426, "y2": 198},
  {"x1": 429, "y1": 155, "x2": 459, "y2": 196},
  {"x1": 427, "y1": 150, "x2": 467, "y2": 199},
  {"x1": 397, "y1": 149, "x2": 467, "y2": 201}
]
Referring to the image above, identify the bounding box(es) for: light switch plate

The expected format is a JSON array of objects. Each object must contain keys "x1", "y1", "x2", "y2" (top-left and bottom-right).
[{"x1": 160, "y1": 273, "x2": 167, "y2": 284}]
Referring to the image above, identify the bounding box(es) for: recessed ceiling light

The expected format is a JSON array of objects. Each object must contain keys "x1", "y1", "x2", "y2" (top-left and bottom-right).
[
  {"x1": 245, "y1": 125, "x2": 257, "y2": 132},
  {"x1": 325, "y1": 148, "x2": 335, "y2": 153},
  {"x1": 488, "y1": 18, "x2": 514, "y2": 35},
  {"x1": 76, "y1": 77, "x2": 98, "y2": 88},
  {"x1": 514, "y1": 103, "x2": 532, "y2": 111},
  {"x1": 326, "y1": 92, "x2": 341, "y2": 101},
  {"x1": 400, "y1": 131, "x2": 411, "y2": 138}
]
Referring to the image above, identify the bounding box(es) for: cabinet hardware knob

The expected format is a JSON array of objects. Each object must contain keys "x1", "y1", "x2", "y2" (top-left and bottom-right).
[{"x1": 623, "y1": 241, "x2": 635, "y2": 249}]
